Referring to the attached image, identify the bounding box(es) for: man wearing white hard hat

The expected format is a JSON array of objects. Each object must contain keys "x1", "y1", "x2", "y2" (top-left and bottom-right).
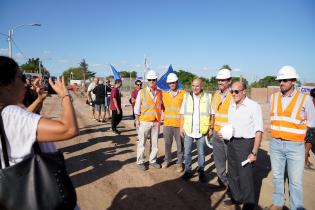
[
  {"x1": 134, "y1": 70, "x2": 163, "y2": 171},
  {"x1": 161, "y1": 73, "x2": 186, "y2": 172},
  {"x1": 266, "y1": 66, "x2": 315, "y2": 210},
  {"x1": 223, "y1": 81, "x2": 263, "y2": 209},
  {"x1": 210, "y1": 68, "x2": 233, "y2": 190}
]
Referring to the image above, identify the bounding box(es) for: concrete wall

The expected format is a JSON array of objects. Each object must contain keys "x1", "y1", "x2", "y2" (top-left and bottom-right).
[{"x1": 250, "y1": 86, "x2": 279, "y2": 103}]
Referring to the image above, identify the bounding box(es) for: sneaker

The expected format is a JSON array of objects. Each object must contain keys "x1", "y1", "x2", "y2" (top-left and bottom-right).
[
  {"x1": 263, "y1": 204, "x2": 283, "y2": 210},
  {"x1": 137, "y1": 164, "x2": 147, "y2": 171},
  {"x1": 176, "y1": 164, "x2": 183, "y2": 173},
  {"x1": 150, "y1": 162, "x2": 161, "y2": 169},
  {"x1": 162, "y1": 162, "x2": 170, "y2": 169},
  {"x1": 182, "y1": 171, "x2": 192, "y2": 181},
  {"x1": 111, "y1": 130, "x2": 119, "y2": 135},
  {"x1": 198, "y1": 171, "x2": 207, "y2": 183}
]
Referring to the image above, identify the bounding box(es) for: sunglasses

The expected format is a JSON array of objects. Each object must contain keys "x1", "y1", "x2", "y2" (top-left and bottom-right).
[
  {"x1": 217, "y1": 79, "x2": 229, "y2": 82},
  {"x1": 278, "y1": 79, "x2": 294, "y2": 83},
  {"x1": 147, "y1": 79, "x2": 156, "y2": 82},
  {"x1": 168, "y1": 82, "x2": 176, "y2": 85},
  {"x1": 136, "y1": 83, "x2": 142, "y2": 86},
  {"x1": 230, "y1": 89, "x2": 244, "y2": 94}
]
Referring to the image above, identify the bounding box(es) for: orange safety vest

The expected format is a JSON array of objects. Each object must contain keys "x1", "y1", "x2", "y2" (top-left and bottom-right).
[
  {"x1": 270, "y1": 91, "x2": 308, "y2": 142},
  {"x1": 139, "y1": 88, "x2": 162, "y2": 122},
  {"x1": 162, "y1": 90, "x2": 186, "y2": 127},
  {"x1": 211, "y1": 90, "x2": 233, "y2": 132}
]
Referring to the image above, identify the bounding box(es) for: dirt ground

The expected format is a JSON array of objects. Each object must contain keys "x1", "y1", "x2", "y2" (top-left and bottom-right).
[{"x1": 40, "y1": 91, "x2": 315, "y2": 210}]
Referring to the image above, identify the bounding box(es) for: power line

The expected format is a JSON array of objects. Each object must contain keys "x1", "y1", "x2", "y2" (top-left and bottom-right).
[{"x1": 12, "y1": 39, "x2": 28, "y2": 60}]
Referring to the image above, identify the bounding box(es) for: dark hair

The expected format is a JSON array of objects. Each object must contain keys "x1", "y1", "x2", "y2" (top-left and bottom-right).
[
  {"x1": 0, "y1": 56, "x2": 19, "y2": 87},
  {"x1": 115, "y1": 79, "x2": 122, "y2": 84},
  {"x1": 135, "y1": 80, "x2": 142, "y2": 85},
  {"x1": 310, "y1": 88, "x2": 315, "y2": 98}
]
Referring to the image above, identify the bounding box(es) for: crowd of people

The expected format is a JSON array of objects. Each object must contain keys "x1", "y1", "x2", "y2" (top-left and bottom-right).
[{"x1": 1, "y1": 54, "x2": 314, "y2": 210}]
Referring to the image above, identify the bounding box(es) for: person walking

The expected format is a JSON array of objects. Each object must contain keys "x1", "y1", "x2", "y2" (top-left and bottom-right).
[
  {"x1": 93, "y1": 79, "x2": 106, "y2": 122},
  {"x1": 222, "y1": 81, "x2": 263, "y2": 210},
  {"x1": 134, "y1": 70, "x2": 162, "y2": 171},
  {"x1": 265, "y1": 66, "x2": 315, "y2": 210},
  {"x1": 110, "y1": 79, "x2": 123, "y2": 135},
  {"x1": 211, "y1": 68, "x2": 233, "y2": 188},
  {"x1": 87, "y1": 77, "x2": 99, "y2": 120},
  {"x1": 180, "y1": 78, "x2": 213, "y2": 182},
  {"x1": 162, "y1": 73, "x2": 186, "y2": 172}
]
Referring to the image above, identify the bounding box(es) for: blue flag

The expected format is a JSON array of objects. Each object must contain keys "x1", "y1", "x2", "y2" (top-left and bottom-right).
[
  {"x1": 157, "y1": 65, "x2": 183, "y2": 91},
  {"x1": 109, "y1": 64, "x2": 121, "y2": 80}
]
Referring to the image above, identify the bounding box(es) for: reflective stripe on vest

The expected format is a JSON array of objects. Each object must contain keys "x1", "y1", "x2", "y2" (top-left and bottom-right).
[
  {"x1": 270, "y1": 91, "x2": 307, "y2": 142},
  {"x1": 139, "y1": 88, "x2": 162, "y2": 122},
  {"x1": 183, "y1": 92, "x2": 212, "y2": 135},
  {"x1": 212, "y1": 91, "x2": 232, "y2": 132},
  {"x1": 162, "y1": 90, "x2": 185, "y2": 127}
]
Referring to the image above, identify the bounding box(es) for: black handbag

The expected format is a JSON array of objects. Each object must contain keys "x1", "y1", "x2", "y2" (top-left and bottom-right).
[{"x1": 0, "y1": 108, "x2": 77, "y2": 210}]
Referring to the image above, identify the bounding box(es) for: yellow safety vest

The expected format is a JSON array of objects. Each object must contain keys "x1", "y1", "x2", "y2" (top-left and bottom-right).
[
  {"x1": 270, "y1": 91, "x2": 307, "y2": 142},
  {"x1": 162, "y1": 90, "x2": 186, "y2": 127},
  {"x1": 139, "y1": 88, "x2": 162, "y2": 122},
  {"x1": 211, "y1": 90, "x2": 232, "y2": 132},
  {"x1": 183, "y1": 92, "x2": 212, "y2": 135}
]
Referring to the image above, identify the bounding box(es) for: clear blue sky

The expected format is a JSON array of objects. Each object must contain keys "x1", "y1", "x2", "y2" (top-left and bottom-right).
[{"x1": 1, "y1": 0, "x2": 314, "y2": 83}]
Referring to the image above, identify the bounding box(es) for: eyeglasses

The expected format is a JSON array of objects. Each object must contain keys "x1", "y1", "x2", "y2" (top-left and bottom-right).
[
  {"x1": 217, "y1": 79, "x2": 229, "y2": 82},
  {"x1": 278, "y1": 79, "x2": 293, "y2": 83},
  {"x1": 136, "y1": 83, "x2": 142, "y2": 86},
  {"x1": 230, "y1": 89, "x2": 244, "y2": 94},
  {"x1": 147, "y1": 79, "x2": 156, "y2": 82},
  {"x1": 168, "y1": 82, "x2": 176, "y2": 85}
]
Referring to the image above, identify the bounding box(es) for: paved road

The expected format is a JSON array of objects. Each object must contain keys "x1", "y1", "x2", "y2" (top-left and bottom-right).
[{"x1": 40, "y1": 92, "x2": 315, "y2": 210}]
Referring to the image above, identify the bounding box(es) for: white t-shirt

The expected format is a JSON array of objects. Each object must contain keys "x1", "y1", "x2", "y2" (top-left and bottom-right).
[
  {"x1": 87, "y1": 82, "x2": 97, "y2": 101},
  {"x1": 0, "y1": 105, "x2": 41, "y2": 167}
]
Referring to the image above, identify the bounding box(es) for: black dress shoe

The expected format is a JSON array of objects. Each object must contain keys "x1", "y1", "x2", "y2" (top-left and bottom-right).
[
  {"x1": 223, "y1": 198, "x2": 241, "y2": 206},
  {"x1": 182, "y1": 171, "x2": 192, "y2": 181},
  {"x1": 198, "y1": 171, "x2": 207, "y2": 183}
]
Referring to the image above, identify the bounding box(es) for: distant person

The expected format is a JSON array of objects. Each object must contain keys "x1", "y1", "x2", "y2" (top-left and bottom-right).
[
  {"x1": 304, "y1": 88, "x2": 315, "y2": 170},
  {"x1": 110, "y1": 79, "x2": 123, "y2": 134},
  {"x1": 130, "y1": 79, "x2": 142, "y2": 126},
  {"x1": 162, "y1": 73, "x2": 185, "y2": 172},
  {"x1": 93, "y1": 79, "x2": 106, "y2": 122},
  {"x1": 134, "y1": 70, "x2": 162, "y2": 171},
  {"x1": 211, "y1": 68, "x2": 233, "y2": 189},
  {"x1": 180, "y1": 78, "x2": 213, "y2": 182},
  {"x1": 265, "y1": 66, "x2": 315, "y2": 210},
  {"x1": 87, "y1": 77, "x2": 99, "y2": 119},
  {"x1": 105, "y1": 79, "x2": 112, "y2": 120},
  {"x1": 222, "y1": 81, "x2": 263, "y2": 209}
]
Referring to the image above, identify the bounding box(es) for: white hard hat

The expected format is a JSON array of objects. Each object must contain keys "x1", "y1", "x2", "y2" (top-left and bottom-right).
[
  {"x1": 220, "y1": 124, "x2": 233, "y2": 140},
  {"x1": 276, "y1": 65, "x2": 299, "y2": 80},
  {"x1": 166, "y1": 73, "x2": 178, "y2": 83},
  {"x1": 216, "y1": 69, "x2": 231, "y2": 79},
  {"x1": 146, "y1": 70, "x2": 158, "y2": 80}
]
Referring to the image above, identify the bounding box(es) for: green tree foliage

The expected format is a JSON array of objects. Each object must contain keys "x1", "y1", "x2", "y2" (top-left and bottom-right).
[
  {"x1": 220, "y1": 64, "x2": 232, "y2": 70},
  {"x1": 20, "y1": 58, "x2": 50, "y2": 76},
  {"x1": 251, "y1": 76, "x2": 278, "y2": 88},
  {"x1": 119, "y1": 71, "x2": 137, "y2": 78},
  {"x1": 62, "y1": 59, "x2": 95, "y2": 83},
  {"x1": 175, "y1": 70, "x2": 197, "y2": 88}
]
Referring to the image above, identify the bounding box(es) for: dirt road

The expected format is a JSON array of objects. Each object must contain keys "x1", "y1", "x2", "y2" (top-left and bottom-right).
[{"x1": 40, "y1": 92, "x2": 315, "y2": 210}]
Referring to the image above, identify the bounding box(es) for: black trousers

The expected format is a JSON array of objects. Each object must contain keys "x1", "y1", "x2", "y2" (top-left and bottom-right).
[
  {"x1": 227, "y1": 137, "x2": 255, "y2": 209},
  {"x1": 111, "y1": 109, "x2": 122, "y2": 131}
]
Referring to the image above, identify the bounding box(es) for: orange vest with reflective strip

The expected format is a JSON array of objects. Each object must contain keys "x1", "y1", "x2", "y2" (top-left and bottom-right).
[
  {"x1": 270, "y1": 91, "x2": 307, "y2": 142},
  {"x1": 212, "y1": 91, "x2": 232, "y2": 132},
  {"x1": 139, "y1": 88, "x2": 162, "y2": 122},
  {"x1": 162, "y1": 90, "x2": 186, "y2": 127}
]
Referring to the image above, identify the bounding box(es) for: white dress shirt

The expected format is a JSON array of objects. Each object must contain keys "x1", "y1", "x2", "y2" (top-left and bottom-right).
[{"x1": 228, "y1": 97, "x2": 264, "y2": 138}]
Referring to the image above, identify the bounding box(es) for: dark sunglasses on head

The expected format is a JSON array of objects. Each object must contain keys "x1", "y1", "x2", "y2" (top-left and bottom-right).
[
  {"x1": 230, "y1": 89, "x2": 243, "y2": 94},
  {"x1": 278, "y1": 79, "x2": 294, "y2": 83},
  {"x1": 147, "y1": 79, "x2": 156, "y2": 82}
]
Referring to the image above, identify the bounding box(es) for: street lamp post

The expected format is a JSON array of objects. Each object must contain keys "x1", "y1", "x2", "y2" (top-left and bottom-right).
[{"x1": 7, "y1": 23, "x2": 41, "y2": 57}]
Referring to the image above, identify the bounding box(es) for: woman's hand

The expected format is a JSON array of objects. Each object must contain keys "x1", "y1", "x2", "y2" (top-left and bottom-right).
[
  {"x1": 49, "y1": 76, "x2": 69, "y2": 97},
  {"x1": 33, "y1": 78, "x2": 47, "y2": 102}
]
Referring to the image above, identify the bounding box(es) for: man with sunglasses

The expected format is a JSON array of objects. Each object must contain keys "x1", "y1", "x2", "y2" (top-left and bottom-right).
[
  {"x1": 180, "y1": 78, "x2": 213, "y2": 182},
  {"x1": 223, "y1": 81, "x2": 263, "y2": 209},
  {"x1": 134, "y1": 70, "x2": 162, "y2": 170},
  {"x1": 161, "y1": 73, "x2": 186, "y2": 172},
  {"x1": 266, "y1": 66, "x2": 315, "y2": 210},
  {"x1": 130, "y1": 80, "x2": 142, "y2": 125},
  {"x1": 210, "y1": 68, "x2": 233, "y2": 190}
]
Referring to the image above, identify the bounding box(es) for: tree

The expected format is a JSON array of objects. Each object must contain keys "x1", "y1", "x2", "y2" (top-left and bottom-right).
[
  {"x1": 62, "y1": 65, "x2": 95, "y2": 84},
  {"x1": 251, "y1": 76, "x2": 278, "y2": 88},
  {"x1": 119, "y1": 70, "x2": 137, "y2": 78},
  {"x1": 20, "y1": 58, "x2": 49, "y2": 76},
  {"x1": 220, "y1": 64, "x2": 232, "y2": 70},
  {"x1": 80, "y1": 59, "x2": 88, "y2": 82}
]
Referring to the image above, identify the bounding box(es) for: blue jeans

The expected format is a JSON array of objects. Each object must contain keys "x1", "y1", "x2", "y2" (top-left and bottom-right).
[
  {"x1": 270, "y1": 138, "x2": 305, "y2": 210},
  {"x1": 184, "y1": 135, "x2": 205, "y2": 172}
]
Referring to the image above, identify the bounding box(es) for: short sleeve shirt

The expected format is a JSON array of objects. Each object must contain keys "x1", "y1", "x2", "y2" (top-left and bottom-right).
[
  {"x1": 0, "y1": 105, "x2": 41, "y2": 167},
  {"x1": 110, "y1": 87, "x2": 122, "y2": 110}
]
